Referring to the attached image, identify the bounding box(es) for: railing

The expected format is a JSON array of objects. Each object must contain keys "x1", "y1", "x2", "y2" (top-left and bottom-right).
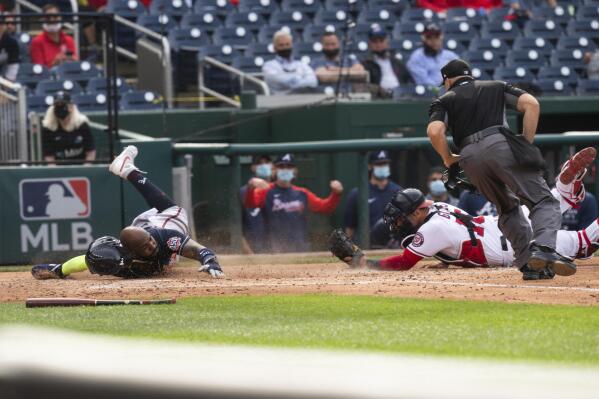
[
  {"x1": 197, "y1": 55, "x2": 270, "y2": 109},
  {"x1": 173, "y1": 133, "x2": 599, "y2": 250},
  {"x1": 0, "y1": 78, "x2": 28, "y2": 161}
]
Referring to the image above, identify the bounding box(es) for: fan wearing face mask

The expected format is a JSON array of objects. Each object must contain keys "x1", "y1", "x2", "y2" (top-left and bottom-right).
[
  {"x1": 311, "y1": 32, "x2": 366, "y2": 86},
  {"x1": 425, "y1": 166, "x2": 459, "y2": 206},
  {"x1": 244, "y1": 153, "x2": 343, "y2": 253},
  {"x1": 240, "y1": 154, "x2": 273, "y2": 254},
  {"x1": 41, "y1": 91, "x2": 96, "y2": 164},
  {"x1": 343, "y1": 150, "x2": 403, "y2": 248},
  {"x1": 30, "y1": 3, "x2": 78, "y2": 68}
]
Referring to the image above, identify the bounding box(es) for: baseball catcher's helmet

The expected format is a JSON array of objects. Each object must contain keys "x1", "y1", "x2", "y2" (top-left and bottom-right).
[
  {"x1": 383, "y1": 188, "x2": 426, "y2": 234},
  {"x1": 85, "y1": 236, "x2": 133, "y2": 276}
]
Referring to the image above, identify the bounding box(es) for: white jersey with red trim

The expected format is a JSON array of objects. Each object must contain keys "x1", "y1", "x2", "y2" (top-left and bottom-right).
[
  {"x1": 406, "y1": 203, "x2": 513, "y2": 267},
  {"x1": 131, "y1": 206, "x2": 190, "y2": 235}
]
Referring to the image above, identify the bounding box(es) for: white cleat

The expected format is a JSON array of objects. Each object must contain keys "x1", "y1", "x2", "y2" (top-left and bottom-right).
[{"x1": 109, "y1": 145, "x2": 139, "y2": 178}]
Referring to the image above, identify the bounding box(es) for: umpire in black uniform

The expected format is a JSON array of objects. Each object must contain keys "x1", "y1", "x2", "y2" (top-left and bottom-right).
[{"x1": 426, "y1": 59, "x2": 576, "y2": 279}]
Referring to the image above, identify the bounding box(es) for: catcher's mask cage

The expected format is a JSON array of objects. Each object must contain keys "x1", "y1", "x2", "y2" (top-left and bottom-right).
[
  {"x1": 85, "y1": 236, "x2": 133, "y2": 276},
  {"x1": 383, "y1": 189, "x2": 426, "y2": 233}
]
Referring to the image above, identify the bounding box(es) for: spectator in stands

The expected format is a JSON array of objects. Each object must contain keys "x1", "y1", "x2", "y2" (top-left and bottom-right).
[
  {"x1": 458, "y1": 191, "x2": 498, "y2": 216},
  {"x1": 417, "y1": 0, "x2": 501, "y2": 14},
  {"x1": 584, "y1": 50, "x2": 599, "y2": 80},
  {"x1": 561, "y1": 192, "x2": 597, "y2": 231},
  {"x1": 407, "y1": 23, "x2": 458, "y2": 88},
  {"x1": 42, "y1": 91, "x2": 96, "y2": 164},
  {"x1": 0, "y1": 12, "x2": 19, "y2": 81},
  {"x1": 243, "y1": 153, "x2": 343, "y2": 253},
  {"x1": 361, "y1": 24, "x2": 412, "y2": 98},
  {"x1": 311, "y1": 32, "x2": 366, "y2": 85},
  {"x1": 30, "y1": 4, "x2": 78, "y2": 68},
  {"x1": 240, "y1": 154, "x2": 273, "y2": 254},
  {"x1": 0, "y1": 0, "x2": 15, "y2": 12},
  {"x1": 344, "y1": 150, "x2": 403, "y2": 248},
  {"x1": 425, "y1": 166, "x2": 459, "y2": 206},
  {"x1": 262, "y1": 31, "x2": 318, "y2": 95}
]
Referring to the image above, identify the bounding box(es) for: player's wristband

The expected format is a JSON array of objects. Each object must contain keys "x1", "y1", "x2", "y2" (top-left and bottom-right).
[
  {"x1": 366, "y1": 259, "x2": 381, "y2": 270},
  {"x1": 197, "y1": 248, "x2": 217, "y2": 265}
]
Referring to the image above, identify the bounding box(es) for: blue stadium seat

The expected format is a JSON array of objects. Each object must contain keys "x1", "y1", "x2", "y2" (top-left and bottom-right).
[
  {"x1": 394, "y1": 84, "x2": 435, "y2": 99},
  {"x1": 168, "y1": 27, "x2": 212, "y2": 51},
  {"x1": 470, "y1": 66, "x2": 492, "y2": 80},
  {"x1": 238, "y1": 0, "x2": 279, "y2": 17},
  {"x1": 556, "y1": 36, "x2": 597, "y2": 51},
  {"x1": 16, "y1": 32, "x2": 32, "y2": 63},
  {"x1": 444, "y1": 38, "x2": 466, "y2": 54},
  {"x1": 324, "y1": 0, "x2": 366, "y2": 12},
  {"x1": 281, "y1": 0, "x2": 322, "y2": 15},
  {"x1": 350, "y1": 23, "x2": 378, "y2": 42},
  {"x1": 523, "y1": 20, "x2": 563, "y2": 40},
  {"x1": 393, "y1": 21, "x2": 427, "y2": 39},
  {"x1": 445, "y1": 7, "x2": 484, "y2": 27},
  {"x1": 357, "y1": 8, "x2": 396, "y2": 29},
  {"x1": 294, "y1": 41, "x2": 323, "y2": 65},
  {"x1": 257, "y1": 26, "x2": 300, "y2": 43},
  {"x1": 468, "y1": 37, "x2": 510, "y2": 57},
  {"x1": 505, "y1": 49, "x2": 548, "y2": 69},
  {"x1": 232, "y1": 55, "x2": 273, "y2": 73},
  {"x1": 390, "y1": 37, "x2": 422, "y2": 53},
  {"x1": 400, "y1": 8, "x2": 439, "y2": 23},
  {"x1": 149, "y1": 0, "x2": 192, "y2": 18},
  {"x1": 367, "y1": 0, "x2": 407, "y2": 16},
  {"x1": 442, "y1": 21, "x2": 478, "y2": 45},
  {"x1": 55, "y1": 61, "x2": 102, "y2": 86},
  {"x1": 463, "y1": 50, "x2": 503, "y2": 72},
  {"x1": 35, "y1": 79, "x2": 83, "y2": 96},
  {"x1": 577, "y1": 79, "x2": 599, "y2": 95},
  {"x1": 244, "y1": 42, "x2": 276, "y2": 57},
  {"x1": 550, "y1": 49, "x2": 587, "y2": 70},
  {"x1": 16, "y1": 63, "x2": 51, "y2": 88},
  {"x1": 180, "y1": 13, "x2": 223, "y2": 33},
  {"x1": 270, "y1": 11, "x2": 311, "y2": 31},
  {"x1": 135, "y1": 14, "x2": 178, "y2": 35},
  {"x1": 225, "y1": 12, "x2": 267, "y2": 33},
  {"x1": 213, "y1": 27, "x2": 254, "y2": 47},
  {"x1": 566, "y1": 20, "x2": 599, "y2": 40},
  {"x1": 349, "y1": 39, "x2": 371, "y2": 56},
  {"x1": 105, "y1": 0, "x2": 144, "y2": 18},
  {"x1": 534, "y1": 79, "x2": 575, "y2": 96},
  {"x1": 313, "y1": 10, "x2": 349, "y2": 29},
  {"x1": 537, "y1": 66, "x2": 579, "y2": 85},
  {"x1": 480, "y1": 20, "x2": 521, "y2": 41},
  {"x1": 493, "y1": 66, "x2": 535, "y2": 83},
  {"x1": 87, "y1": 77, "x2": 132, "y2": 95},
  {"x1": 531, "y1": 5, "x2": 573, "y2": 26},
  {"x1": 27, "y1": 94, "x2": 55, "y2": 114},
  {"x1": 120, "y1": 91, "x2": 163, "y2": 111},
  {"x1": 303, "y1": 24, "x2": 340, "y2": 42},
  {"x1": 486, "y1": 7, "x2": 510, "y2": 21},
  {"x1": 576, "y1": 5, "x2": 599, "y2": 20},
  {"x1": 198, "y1": 44, "x2": 236, "y2": 64},
  {"x1": 194, "y1": 0, "x2": 235, "y2": 17},
  {"x1": 513, "y1": 37, "x2": 554, "y2": 58},
  {"x1": 72, "y1": 93, "x2": 109, "y2": 112}
]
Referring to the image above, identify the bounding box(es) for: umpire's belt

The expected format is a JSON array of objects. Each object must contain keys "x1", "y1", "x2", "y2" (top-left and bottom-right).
[{"x1": 459, "y1": 125, "x2": 503, "y2": 150}]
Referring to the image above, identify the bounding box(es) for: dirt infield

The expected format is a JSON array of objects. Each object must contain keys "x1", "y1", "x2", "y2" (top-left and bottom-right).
[{"x1": 2, "y1": 253, "x2": 599, "y2": 306}]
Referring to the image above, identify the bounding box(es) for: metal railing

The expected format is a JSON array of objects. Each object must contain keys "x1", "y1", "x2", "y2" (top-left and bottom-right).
[
  {"x1": 173, "y1": 133, "x2": 599, "y2": 251},
  {"x1": 197, "y1": 56, "x2": 270, "y2": 109},
  {"x1": 0, "y1": 78, "x2": 28, "y2": 161}
]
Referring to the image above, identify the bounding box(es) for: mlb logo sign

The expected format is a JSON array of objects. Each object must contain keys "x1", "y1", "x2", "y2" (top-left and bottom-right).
[{"x1": 20, "y1": 178, "x2": 91, "y2": 221}]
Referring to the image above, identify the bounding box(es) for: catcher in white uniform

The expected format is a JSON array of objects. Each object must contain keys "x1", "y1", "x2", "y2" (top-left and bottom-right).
[{"x1": 331, "y1": 147, "x2": 597, "y2": 280}]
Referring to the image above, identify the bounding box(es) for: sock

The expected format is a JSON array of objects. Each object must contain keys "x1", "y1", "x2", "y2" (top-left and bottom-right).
[
  {"x1": 61, "y1": 255, "x2": 89, "y2": 276},
  {"x1": 127, "y1": 170, "x2": 176, "y2": 212},
  {"x1": 583, "y1": 219, "x2": 599, "y2": 244}
]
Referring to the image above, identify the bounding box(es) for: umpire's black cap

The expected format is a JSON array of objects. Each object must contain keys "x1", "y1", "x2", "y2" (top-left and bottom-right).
[
  {"x1": 274, "y1": 153, "x2": 295, "y2": 166},
  {"x1": 440, "y1": 59, "x2": 472, "y2": 86}
]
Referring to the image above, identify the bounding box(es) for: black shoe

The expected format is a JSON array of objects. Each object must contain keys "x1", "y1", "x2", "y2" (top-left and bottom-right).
[
  {"x1": 520, "y1": 264, "x2": 555, "y2": 281},
  {"x1": 528, "y1": 244, "x2": 576, "y2": 276}
]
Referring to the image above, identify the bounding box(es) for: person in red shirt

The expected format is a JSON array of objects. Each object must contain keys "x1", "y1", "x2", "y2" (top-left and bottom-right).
[
  {"x1": 30, "y1": 4, "x2": 78, "y2": 68},
  {"x1": 244, "y1": 153, "x2": 343, "y2": 253}
]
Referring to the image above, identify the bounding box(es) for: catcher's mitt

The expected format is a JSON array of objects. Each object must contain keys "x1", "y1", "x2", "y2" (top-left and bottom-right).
[{"x1": 329, "y1": 228, "x2": 364, "y2": 268}]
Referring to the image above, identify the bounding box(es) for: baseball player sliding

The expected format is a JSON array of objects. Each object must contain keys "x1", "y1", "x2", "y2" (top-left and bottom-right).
[
  {"x1": 330, "y1": 148, "x2": 597, "y2": 281},
  {"x1": 31, "y1": 145, "x2": 224, "y2": 280}
]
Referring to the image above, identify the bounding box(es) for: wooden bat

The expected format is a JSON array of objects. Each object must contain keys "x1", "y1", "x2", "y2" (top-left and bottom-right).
[{"x1": 26, "y1": 298, "x2": 176, "y2": 308}]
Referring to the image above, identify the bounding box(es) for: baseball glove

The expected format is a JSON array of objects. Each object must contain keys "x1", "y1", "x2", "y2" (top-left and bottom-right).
[{"x1": 329, "y1": 228, "x2": 364, "y2": 268}]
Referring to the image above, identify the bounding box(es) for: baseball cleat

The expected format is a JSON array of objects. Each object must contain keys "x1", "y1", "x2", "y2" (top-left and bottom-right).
[
  {"x1": 520, "y1": 264, "x2": 555, "y2": 281},
  {"x1": 559, "y1": 147, "x2": 596, "y2": 185},
  {"x1": 528, "y1": 244, "x2": 577, "y2": 276},
  {"x1": 109, "y1": 145, "x2": 139, "y2": 178},
  {"x1": 31, "y1": 264, "x2": 64, "y2": 280}
]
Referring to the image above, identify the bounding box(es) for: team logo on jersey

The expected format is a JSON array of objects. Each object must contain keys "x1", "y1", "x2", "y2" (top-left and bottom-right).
[
  {"x1": 166, "y1": 236, "x2": 182, "y2": 251},
  {"x1": 19, "y1": 178, "x2": 91, "y2": 221},
  {"x1": 411, "y1": 232, "x2": 424, "y2": 247}
]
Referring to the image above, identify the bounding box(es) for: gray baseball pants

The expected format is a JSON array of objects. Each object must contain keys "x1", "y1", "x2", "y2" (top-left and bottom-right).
[{"x1": 459, "y1": 132, "x2": 561, "y2": 268}]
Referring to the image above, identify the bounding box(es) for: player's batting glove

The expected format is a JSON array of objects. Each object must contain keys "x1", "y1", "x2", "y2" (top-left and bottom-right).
[
  {"x1": 197, "y1": 248, "x2": 225, "y2": 278},
  {"x1": 329, "y1": 228, "x2": 364, "y2": 268}
]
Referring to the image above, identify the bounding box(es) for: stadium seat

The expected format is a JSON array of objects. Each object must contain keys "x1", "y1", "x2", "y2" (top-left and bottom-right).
[
  {"x1": 281, "y1": 0, "x2": 322, "y2": 16},
  {"x1": 444, "y1": 38, "x2": 466, "y2": 54},
  {"x1": 238, "y1": 0, "x2": 279, "y2": 17},
  {"x1": 225, "y1": 12, "x2": 267, "y2": 33},
  {"x1": 180, "y1": 13, "x2": 223, "y2": 33},
  {"x1": 258, "y1": 25, "x2": 300, "y2": 43},
  {"x1": 394, "y1": 84, "x2": 435, "y2": 99},
  {"x1": 505, "y1": 49, "x2": 548, "y2": 70},
  {"x1": 550, "y1": 49, "x2": 587, "y2": 70},
  {"x1": 393, "y1": 21, "x2": 427, "y2": 39},
  {"x1": 194, "y1": 0, "x2": 235, "y2": 17},
  {"x1": 294, "y1": 41, "x2": 323, "y2": 65},
  {"x1": 135, "y1": 14, "x2": 177, "y2": 35},
  {"x1": 442, "y1": 21, "x2": 478, "y2": 45},
  {"x1": 244, "y1": 42, "x2": 276, "y2": 57},
  {"x1": 480, "y1": 20, "x2": 521, "y2": 42},
  {"x1": 537, "y1": 65, "x2": 579, "y2": 85},
  {"x1": 55, "y1": 61, "x2": 102, "y2": 86},
  {"x1": 303, "y1": 24, "x2": 340, "y2": 42},
  {"x1": 87, "y1": 77, "x2": 132, "y2": 95},
  {"x1": 445, "y1": 7, "x2": 484, "y2": 27},
  {"x1": 566, "y1": 20, "x2": 599, "y2": 40},
  {"x1": 149, "y1": 0, "x2": 192, "y2": 18},
  {"x1": 357, "y1": 8, "x2": 396, "y2": 29},
  {"x1": 349, "y1": 39, "x2": 371, "y2": 56},
  {"x1": 270, "y1": 11, "x2": 310, "y2": 31},
  {"x1": 16, "y1": 63, "x2": 51, "y2": 88},
  {"x1": 577, "y1": 79, "x2": 599, "y2": 95},
  {"x1": 232, "y1": 55, "x2": 273, "y2": 73},
  {"x1": 486, "y1": 7, "x2": 510, "y2": 21},
  {"x1": 512, "y1": 37, "x2": 554, "y2": 58},
  {"x1": 314, "y1": 10, "x2": 349, "y2": 29},
  {"x1": 324, "y1": 0, "x2": 366, "y2": 12},
  {"x1": 556, "y1": 36, "x2": 597, "y2": 51},
  {"x1": 27, "y1": 94, "x2": 55, "y2": 114},
  {"x1": 35, "y1": 79, "x2": 84, "y2": 96},
  {"x1": 72, "y1": 93, "x2": 109, "y2": 112},
  {"x1": 213, "y1": 27, "x2": 254, "y2": 47},
  {"x1": 493, "y1": 66, "x2": 535, "y2": 83},
  {"x1": 468, "y1": 37, "x2": 510, "y2": 58},
  {"x1": 198, "y1": 44, "x2": 236, "y2": 64},
  {"x1": 16, "y1": 32, "x2": 32, "y2": 63},
  {"x1": 531, "y1": 5, "x2": 573, "y2": 26},
  {"x1": 576, "y1": 5, "x2": 599, "y2": 20},
  {"x1": 400, "y1": 8, "x2": 439, "y2": 23},
  {"x1": 367, "y1": 0, "x2": 407, "y2": 16},
  {"x1": 470, "y1": 66, "x2": 492, "y2": 80},
  {"x1": 168, "y1": 28, "x2": 212, "y2": 51},
  {"x1": 462, "y1": 50, "x2": 503, "y2": 72},
  {"x1": 390, "y1": 37, "x2": 422, "y2": 53},
  {"x1": 523, "y1": 20, "x2": 563, "y2": 40},
  {"x1": 120, "y1": 91, "x2": 163, "y2": 111},
  {"x1": 105, "y1": 0, "x2": 144, "y2": 18},
  {"x1": 534, "y1": 79, "x2": 575, "y2": 96}
]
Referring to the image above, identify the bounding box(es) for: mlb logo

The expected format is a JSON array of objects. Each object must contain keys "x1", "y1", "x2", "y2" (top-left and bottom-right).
[{"x1": 20, "y1": 178, "x2": 91, "y2": 221}]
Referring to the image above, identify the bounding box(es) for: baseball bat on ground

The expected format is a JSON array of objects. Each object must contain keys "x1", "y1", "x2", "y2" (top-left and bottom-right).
[{"x1": 25, "y1": 298, "x2": 176, "y2": 308}]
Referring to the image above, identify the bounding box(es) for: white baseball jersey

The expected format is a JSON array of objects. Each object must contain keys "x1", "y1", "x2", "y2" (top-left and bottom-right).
[{"x1": 131, "y1": 206, "x2": 190, "y2": 235}]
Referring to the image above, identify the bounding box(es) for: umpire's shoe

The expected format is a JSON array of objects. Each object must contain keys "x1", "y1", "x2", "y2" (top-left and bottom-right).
[
  {"x1": 109, "y1": 145, "x2": 139, "y2": 178},
  {"x1": 528, "y1": 243, "x2": 577, "y2": 276},
  {"x1": 31, "y1": 264, "x2": 64, "y2": 280},
  {"x1": 520, "y1": 264, "x2": 555, "y2": 281}
]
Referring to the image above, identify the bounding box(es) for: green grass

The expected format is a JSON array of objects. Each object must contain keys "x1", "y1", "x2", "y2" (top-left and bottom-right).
[{"x1": 1, "y1": 295, "x2": 599, "y2": 365}]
